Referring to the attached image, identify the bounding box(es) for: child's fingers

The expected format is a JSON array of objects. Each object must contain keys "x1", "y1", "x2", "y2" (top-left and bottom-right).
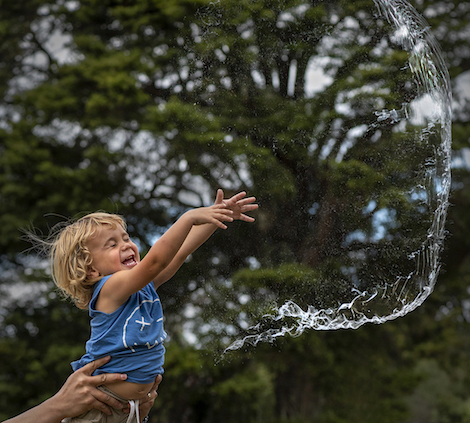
[
  {"x1": 239, "y1": 214, "x2": 255, "y2": 222},
  {"x1": 214, "y1": 210, "x2": 234, "y2": 228},
  {"x1": 217, "y1": 212, "x2": 234, "y2": 222},
  {"x1": 212, "y1": 203, "x2": 229, "y2": 210},
  {"x1": 212, "y1": 219, "x2": 228, "y2": 229},
  {"x1": 240, "y1": 204, "x2": 259, "y2": 211},
  {"x1": 215, "y1": 189, "x2": 224, "y2": 204},
  {"x1": 211, "y1": 205, "x2": 233, "y2": 215},
  {"x1": 236, "y1": 195, "x2": 256, "y2": 203},
  {"x1": 227, "y1": 191, "x2": 247, "y2": 203},
  {"x1": 236, "y1": 197, "x2": 257, "y2": 207}
]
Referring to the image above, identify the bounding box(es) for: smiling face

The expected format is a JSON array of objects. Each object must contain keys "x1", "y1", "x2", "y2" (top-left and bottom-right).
[{"x1": 86, "y1": 223, "x2": 140, "y2": 279}]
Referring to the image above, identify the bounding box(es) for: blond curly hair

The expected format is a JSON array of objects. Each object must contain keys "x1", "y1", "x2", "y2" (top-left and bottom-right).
[{"x1": 48, "y1": 212, "x2": 126, "y2": 309}]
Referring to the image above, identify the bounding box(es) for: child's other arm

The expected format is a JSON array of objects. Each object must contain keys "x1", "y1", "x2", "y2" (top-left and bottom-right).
[
  {"x1": 153, "y1": 189, "x2": 258, "y2": 288},
  {"x1": 102, "y1": 202, "x2": 234, "y2": 306}
]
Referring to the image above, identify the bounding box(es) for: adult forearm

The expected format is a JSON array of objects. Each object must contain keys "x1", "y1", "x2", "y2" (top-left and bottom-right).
[
  {"x1": 4, "y1": 398, "x2": 66, "y2": 423},
  {"x1": 4, "y1": 358, "x2": 131, "y2": 423}
]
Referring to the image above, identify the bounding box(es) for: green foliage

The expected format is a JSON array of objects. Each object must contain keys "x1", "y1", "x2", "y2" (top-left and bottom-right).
[
  {"x1": 0, "y1": 289, "x2": 89, "y2": 420},
  {"x1": 0, "y1": 121, "x2": 128, "y2": 254},
  {"x1": 231, "y1": 263, "x2": 351, "y2": 312},
  {"x1": 157, "y1": 343, "x2": 276, "y2": 423}
]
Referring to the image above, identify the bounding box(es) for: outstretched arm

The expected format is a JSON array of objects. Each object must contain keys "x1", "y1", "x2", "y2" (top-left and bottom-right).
[
  {"x1": 98, "y1": 198, "x2": 234, "y2": 305},
  {"x1": 153, "y1": 189, "x2": 258, "y2": 288}
]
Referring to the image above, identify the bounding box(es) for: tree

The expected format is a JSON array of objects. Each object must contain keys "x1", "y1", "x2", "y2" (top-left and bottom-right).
[{"x1": 162, "y1": 0, "x2": 454, "y2": 347}]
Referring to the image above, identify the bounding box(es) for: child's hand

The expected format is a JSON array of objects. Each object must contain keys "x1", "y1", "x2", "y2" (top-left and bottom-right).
[
  {"x1": 185, "y1": 203, "x2": 234, "y2": 229},
  {"x1": 215, "y1": 189, "x2": 258, "y2": 223}
]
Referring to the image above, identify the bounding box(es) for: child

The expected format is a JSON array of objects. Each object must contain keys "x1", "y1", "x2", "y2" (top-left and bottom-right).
[{"x1": 46, "y1": 189, "x2": 258, "y2": 423}]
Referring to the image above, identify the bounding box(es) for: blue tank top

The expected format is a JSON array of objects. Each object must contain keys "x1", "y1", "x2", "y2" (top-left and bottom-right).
[{"x1": 71, "y1": 275, "x2": 166, "y2": 384}]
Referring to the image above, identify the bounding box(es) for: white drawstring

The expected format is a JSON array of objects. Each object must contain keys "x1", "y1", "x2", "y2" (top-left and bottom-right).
[{"x1": 126, "y1": 400, "x2": 140, "y2": 423}]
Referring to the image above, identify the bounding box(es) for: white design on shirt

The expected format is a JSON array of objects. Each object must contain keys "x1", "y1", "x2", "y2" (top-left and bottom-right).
[
  {"x1": 123, "y1": 298, "x2": 161, "y2": 353},
  {"x1": 135, "y1": 317, "x2": 151, "y2": 331}
]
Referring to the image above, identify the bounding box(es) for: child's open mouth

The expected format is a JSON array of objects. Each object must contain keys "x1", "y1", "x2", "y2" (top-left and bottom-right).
[{"x1": 122, "y1": 255, "x2": 137, "y2": 267}]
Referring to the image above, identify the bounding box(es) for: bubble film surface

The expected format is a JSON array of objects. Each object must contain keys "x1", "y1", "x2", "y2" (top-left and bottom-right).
[{"x1": 194, "y1": 0, "x2": 452, "y2": 350}]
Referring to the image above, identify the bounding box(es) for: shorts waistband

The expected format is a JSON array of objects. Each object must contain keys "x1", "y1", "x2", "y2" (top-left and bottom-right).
[{"x1": 97, "y1": 385, "x2": 130, "y2": 403}]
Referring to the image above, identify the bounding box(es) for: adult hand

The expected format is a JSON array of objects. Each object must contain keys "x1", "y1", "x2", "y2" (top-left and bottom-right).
[
  {"x1": 4, "y1": 356, "x2": 128, "y2": 423},
  {"x1": 54, "y1": 356, "x2": 128, "y2": 417}
]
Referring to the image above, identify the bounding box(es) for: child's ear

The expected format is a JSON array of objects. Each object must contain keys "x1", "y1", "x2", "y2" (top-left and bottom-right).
[{"x1": 87, "y1": 266, "x2": 100, "y2": 279}]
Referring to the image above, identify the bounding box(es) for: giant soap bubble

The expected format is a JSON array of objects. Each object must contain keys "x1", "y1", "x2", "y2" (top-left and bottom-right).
[{"x1": 190, "y1": 0, "x2": 452, "y2": 351}]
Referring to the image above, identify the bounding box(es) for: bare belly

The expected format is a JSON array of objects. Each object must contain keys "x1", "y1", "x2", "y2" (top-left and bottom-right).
[{"x1": 105, "y1": 379, "x2": 154, "y2": 400}]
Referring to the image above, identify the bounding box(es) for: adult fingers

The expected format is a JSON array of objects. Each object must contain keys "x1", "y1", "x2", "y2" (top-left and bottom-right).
[
  {"x1": 147, "y1": 374, "x2": 162, "y2": 400},
  {"x1": 136, "y1": 376, "x2": 162, "y2": 417},
  {"x1": 93, "y1": 371, "x2": 128, "y2": 386},
  {"x1": 154, "y1": 374, "x2": 163, "y2": 389},
  {"x1": 86, "y1": 398, "x2": 114, "y2": 416},
  {"x1": 79, "y1": 357, "x2": 128, "y2": 387},
  {"x1": 90, "y1": 390, "x2": 124, "y2": 414},
  {"x1": 77, "y1": 358, "x2": 127, "y2": 413},
  {"x1": 80, "y1": 356, "x2": 112, "y2": 376}
]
